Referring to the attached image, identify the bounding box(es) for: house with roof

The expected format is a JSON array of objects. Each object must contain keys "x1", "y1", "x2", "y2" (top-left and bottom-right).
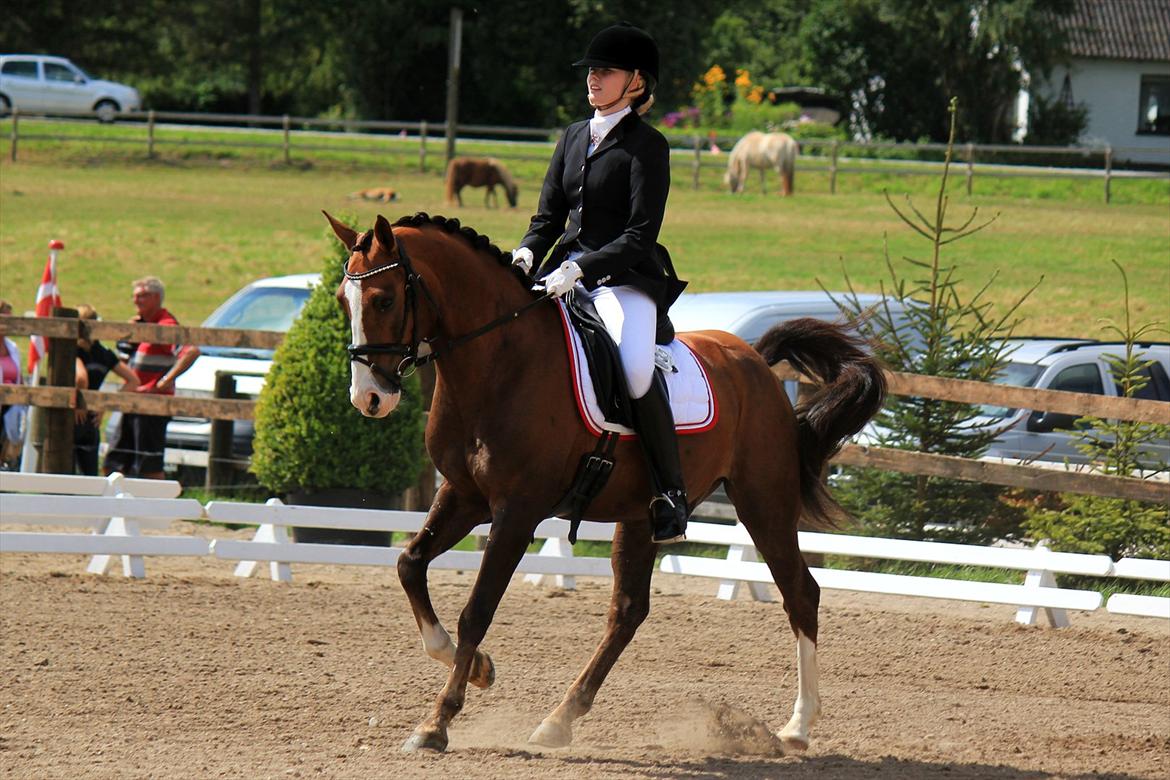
[{"x1": 1037, "y1": 0, "x2": 1170, "y2": 165}]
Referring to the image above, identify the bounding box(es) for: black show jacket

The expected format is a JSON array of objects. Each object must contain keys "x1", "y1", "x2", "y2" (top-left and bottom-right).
[{"x1": 519, "y1": 111, "x2": 686, "y2": 312}]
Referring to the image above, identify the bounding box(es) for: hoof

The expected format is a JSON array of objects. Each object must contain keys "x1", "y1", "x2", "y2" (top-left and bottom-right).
[
  {"x1": 779, "y1": 734, "x2": 809, "y2": 754},
  {"x1": 528, "y1": 718, "x2": 573, "y2": 748},
  {"x1": 401, "y1": 728, "x2": 448, "y2": 753},
  {"x1": 469, "y1": 650, "x2": 496, "y2": 689}
]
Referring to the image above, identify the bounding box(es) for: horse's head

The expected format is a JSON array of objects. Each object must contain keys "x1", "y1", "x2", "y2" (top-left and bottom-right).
[
  {"x1": 504, "y1": 181, "x2": 518, "y2": 208},
  {"x1": 326, "y1": 211, "x2": 429, "y2": 419}
]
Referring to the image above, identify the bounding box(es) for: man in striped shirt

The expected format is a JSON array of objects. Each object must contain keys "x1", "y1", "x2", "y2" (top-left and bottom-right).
[{"x1": 103, "y1": 276, "x2": 199, "y2": 478}]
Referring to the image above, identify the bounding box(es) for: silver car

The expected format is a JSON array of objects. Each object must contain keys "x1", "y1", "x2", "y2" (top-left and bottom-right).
[
  {"x1": 977, "y1": 339, "x2": 1170, "y2": 469},
  {"x1": 0, "y1": 54, "x2": 140, "y2": 121}
]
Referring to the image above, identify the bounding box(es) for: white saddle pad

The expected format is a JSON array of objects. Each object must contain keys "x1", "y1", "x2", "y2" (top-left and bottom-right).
[{"x1": 555, "y1": 300, "x2": 717, "y2": 438}]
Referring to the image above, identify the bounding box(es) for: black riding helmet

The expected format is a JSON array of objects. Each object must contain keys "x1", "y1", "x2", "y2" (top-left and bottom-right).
[{"x1": 573, "y1": 22, "x2": 659, "y2": 87}]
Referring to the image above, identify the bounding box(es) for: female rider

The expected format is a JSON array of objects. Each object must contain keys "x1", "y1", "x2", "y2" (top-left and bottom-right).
[{"x1": 512, "y1": 23, "x2": 689, "y2": 544}]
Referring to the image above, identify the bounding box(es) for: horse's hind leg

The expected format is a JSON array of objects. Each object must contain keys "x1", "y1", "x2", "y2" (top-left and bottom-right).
[
  {"x1": 398, "y1": 482, "x2": 496, "y2": 690},
  {"x1": 529, "y1": 522, "x2": 657, "y2": 748},
  {"x1": 726, "y1": 464, "x2": 821, "y2": 753}
]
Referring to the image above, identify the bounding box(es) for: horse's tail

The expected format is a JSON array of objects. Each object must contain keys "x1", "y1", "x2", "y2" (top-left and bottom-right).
[
  {"x1": 778, "y1": 133, "x2": 798, "y2": 177},
  {"x1": 444, "y1": 159, "x2": 459, "y2": 205},
  {"x1": 754, "y1": 318, "x2": 887, "y2": 528}
]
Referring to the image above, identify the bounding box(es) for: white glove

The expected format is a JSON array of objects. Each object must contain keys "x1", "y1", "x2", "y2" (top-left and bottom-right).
[
  {"x1": 511, "y1": 247, "x2": 534, "y2": 274},
  {"x1": 541, "y1": 261, "x2": 584, "y2": 298}
]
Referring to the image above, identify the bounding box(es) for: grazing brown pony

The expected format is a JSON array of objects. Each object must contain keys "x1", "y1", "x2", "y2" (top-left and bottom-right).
[
  {"x1": 444, "y1": 157, "x2": 518, "y2": 208},
  {"x1": 327, "y1": 211, "x2": 885, "y2": 755}
]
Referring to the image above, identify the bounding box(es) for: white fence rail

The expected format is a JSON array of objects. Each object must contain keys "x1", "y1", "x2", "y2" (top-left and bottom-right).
[
  {"x1": 0, "y1": 472, "x2": 206, "y2": 577},
  {"x1": 2, "y1": 479, "x2": 1166, "y2": 624}
]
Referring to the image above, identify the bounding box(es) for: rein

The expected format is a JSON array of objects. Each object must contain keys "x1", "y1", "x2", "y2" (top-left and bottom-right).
[{"x1": 343, "y1": 230, "x2": 552, "y2": 388}]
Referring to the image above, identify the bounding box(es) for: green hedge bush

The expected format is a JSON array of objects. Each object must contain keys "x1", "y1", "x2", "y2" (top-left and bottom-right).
[{"x1": 250, "y1": 218, "x2": 425, "y2": 496}]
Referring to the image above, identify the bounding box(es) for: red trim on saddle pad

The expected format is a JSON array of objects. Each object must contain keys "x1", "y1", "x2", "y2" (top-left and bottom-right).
[{"x1": 555, "y1": 300, "x2": 718, "y2": 440}]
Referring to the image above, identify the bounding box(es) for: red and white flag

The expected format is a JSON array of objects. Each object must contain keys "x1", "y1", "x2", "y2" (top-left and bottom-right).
[{"x1": 28, "y1": 239, "x2": 64, "y2": 375}]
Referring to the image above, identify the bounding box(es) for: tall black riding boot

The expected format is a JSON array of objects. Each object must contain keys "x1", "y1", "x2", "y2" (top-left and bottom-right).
[{"x1": 629, "y1": 372, "x2": 689, "y2": 544}]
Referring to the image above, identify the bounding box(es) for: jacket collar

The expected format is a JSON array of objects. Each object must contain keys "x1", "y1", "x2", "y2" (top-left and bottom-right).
[{"x1": 587, "y1": 111, "x2": 639, "y2": 158}]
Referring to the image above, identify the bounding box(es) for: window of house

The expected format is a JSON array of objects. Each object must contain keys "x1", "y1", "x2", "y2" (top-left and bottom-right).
[{"x1": 1138, "y1": 75, "x2": 1170, "y2": 135}]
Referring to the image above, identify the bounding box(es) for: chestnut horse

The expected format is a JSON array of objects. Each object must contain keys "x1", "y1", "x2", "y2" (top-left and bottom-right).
[
  {"x1": 444, "y1": 156, "x2": 518, "y2": 208},
  {"x1": 327, "y1": 211, "x2": 885, "y2": 754}
]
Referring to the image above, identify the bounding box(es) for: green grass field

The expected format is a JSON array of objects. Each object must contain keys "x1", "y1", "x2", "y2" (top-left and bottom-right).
[{"x1": 0, "y1": 127, "x2": 1167, "y2": 338}]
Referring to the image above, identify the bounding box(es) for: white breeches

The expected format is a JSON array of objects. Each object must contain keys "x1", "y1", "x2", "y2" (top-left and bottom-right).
[{"x1": 577, "y1": 282, "x2": 657, "y2": 399}]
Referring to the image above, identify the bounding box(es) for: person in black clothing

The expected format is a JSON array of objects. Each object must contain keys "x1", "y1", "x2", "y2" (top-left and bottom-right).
[
  {"x1": 74, "y1": 305, "x2": 138, "y2": 475},
  {"x1": 512, "y1": 23, "x2": 690, "y2": 544}
]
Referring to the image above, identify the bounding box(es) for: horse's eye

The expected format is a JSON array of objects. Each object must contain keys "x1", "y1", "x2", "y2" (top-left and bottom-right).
[{"x1": 375, "y1": 294, "x2": 395, "y2": 312}]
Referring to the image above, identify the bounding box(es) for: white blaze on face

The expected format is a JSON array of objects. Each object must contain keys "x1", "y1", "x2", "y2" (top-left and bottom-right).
[{"x1": 345, "y1": 278, "x2": 400, "y2": 418}]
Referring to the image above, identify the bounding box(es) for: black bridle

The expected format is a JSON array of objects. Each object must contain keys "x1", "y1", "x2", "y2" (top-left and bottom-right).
[{"x1": 343, "y1": 229, "x2": 552, "y2": 389}]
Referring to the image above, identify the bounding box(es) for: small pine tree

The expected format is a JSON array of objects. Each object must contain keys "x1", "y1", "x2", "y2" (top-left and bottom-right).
[
  {"x1": 1023, "y1": 262, "x2": 1170, "y2": 560},
  {"x1": 250, "y1": 217, "x2": 425, "y2": 498},
  {"x1": 827, "y1": 99, "x2": 1039, "y2": 544}
]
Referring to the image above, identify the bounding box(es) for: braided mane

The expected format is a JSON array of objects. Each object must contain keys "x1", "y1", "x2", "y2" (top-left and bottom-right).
[{"x1": 392, "y1": 212, "x2": 532, "y2": 291}]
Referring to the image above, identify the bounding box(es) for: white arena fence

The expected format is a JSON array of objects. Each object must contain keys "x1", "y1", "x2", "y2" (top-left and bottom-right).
[{"x1": 2, "y1": 472, "x2": 1167, "y2": 625}]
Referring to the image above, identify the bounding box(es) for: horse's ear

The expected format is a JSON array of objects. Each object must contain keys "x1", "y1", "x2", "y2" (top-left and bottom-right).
[
  {"x1": 323, "y1": 211, "x2": 358, "y2": 249},
  {"x1": 373, "y1": 214, "x2": 398, "y2": 256}
]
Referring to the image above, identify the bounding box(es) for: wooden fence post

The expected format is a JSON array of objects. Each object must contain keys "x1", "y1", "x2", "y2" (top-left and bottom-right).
[
  {"x1": 147, "y1": 110, "x2": 156, "y2": 158},
  {"x1": 205, "y1": 372, "x2": 237, "y2": 492},
  {"x1": 829, "y1": 140, "x2": 839, "y2": 194},
  {"x1": 41, "y1": 307, "x2": 79, "y2": 475},
  {"x1": 282, "y1": 115, "x2": 291, "y2": 165},
  {"x1": 965, "y1": 143, "x2": 975, "y2": 195},
  {"x1": 1104, "y1": 146, "x2": 1112, "y2": 204},
  {"x1": 693, "y1": 135, "x2": 702, "y2": 190},
  {"x1": 9, "y1": 109, "x2": 18, "y2": 163},
  {"x1": 419, "y1": 120, "x2": 428, "y2": 173}
]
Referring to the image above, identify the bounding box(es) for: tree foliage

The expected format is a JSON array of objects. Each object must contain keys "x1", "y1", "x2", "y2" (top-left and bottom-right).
[
  {"x1": 797, "y1": 0, "x2": 1075, "y2": 142},
  {"x1": 828, "y1": 100, "x2": 1038, "y2": 543},
  {"x1": 2, "y1": 1, "x2": 1076, "y2": 137},
  {"x1": 250, "y1": 218, "x2": 425, "y2": 496}
]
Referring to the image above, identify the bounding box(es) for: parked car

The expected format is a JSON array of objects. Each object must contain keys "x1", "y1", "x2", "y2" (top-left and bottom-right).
[
  {"x1": 105, "y1": 273, "x2": 319, "y2": 472},
  {"x1": 0, "y1": 54, "x2": 140, "y2": 121},
  {"x1": 669, "y1": 290, "x2": 918, "y2": 402},
  {"x1": 974, "y1": 338, "x2": 1170, "y2": 468}
]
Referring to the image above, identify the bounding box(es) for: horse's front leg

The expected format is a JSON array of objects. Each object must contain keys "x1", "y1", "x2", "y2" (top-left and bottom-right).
[
  {"x1": 402, "y1": 510, "x2": 538, "y2": 753},
  {"x1": 529, "y1": 521, "x2": 657, "y2": 748},
  {"x1": 398, "y1": 482, "x2": 496, "y2": 689}
]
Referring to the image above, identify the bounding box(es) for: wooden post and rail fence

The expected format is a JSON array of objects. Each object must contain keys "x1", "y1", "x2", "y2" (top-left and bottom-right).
[
  {"x1": 5, "y1": 111, "x2": 1167, "y2": 204},
  {"x1": 1, "y1": 313, "x2": 1168, "y2": 507}
]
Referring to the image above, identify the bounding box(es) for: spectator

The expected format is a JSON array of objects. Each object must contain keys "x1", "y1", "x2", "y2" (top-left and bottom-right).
[
  {"x1": 74, "y1": 304, "x2": 139, "y2": 476},
  {"x1": 0, "y1": 299, "x2": 26, "y2": 469},
  {"x1": 103, "y1": 277, "x2": 199, "y2": 479}
]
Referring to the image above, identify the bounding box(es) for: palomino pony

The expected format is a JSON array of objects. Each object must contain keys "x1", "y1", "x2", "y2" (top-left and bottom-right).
[
  {"x1": 444, "y1": 157, "x2": 518, "y2": 208},
  {"x1": 724, "y1": 131, "x2": 799, "y2": 196},
  {"x1": 328, "y1": 211, "x2": 885, "y2": 754}
]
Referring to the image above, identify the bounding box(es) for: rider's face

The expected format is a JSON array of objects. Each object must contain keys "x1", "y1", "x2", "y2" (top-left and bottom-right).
[{"x1": 587, "y1": 67, "x2": 642, "y2": 113}]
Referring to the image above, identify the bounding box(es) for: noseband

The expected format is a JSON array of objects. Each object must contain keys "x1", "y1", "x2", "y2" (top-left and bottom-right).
[{"x1": 343, "y1": 229, "x2": 552, "y2": 390}]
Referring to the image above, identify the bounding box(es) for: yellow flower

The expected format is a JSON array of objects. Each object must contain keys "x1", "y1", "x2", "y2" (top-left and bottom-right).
[
  {"x1": 748, "y1": 85, "x2": 765, "y2": 104},
  {"x1": 735, "y1": 69, "x2": 752, "y2": 89},
  {"x1": 702, "y1": 65, "x2": 726, "y2": 87}
]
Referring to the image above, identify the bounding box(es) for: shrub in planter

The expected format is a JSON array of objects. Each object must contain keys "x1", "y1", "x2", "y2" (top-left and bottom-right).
[{"x1": 250, "y1": 217, "x2": 425, "y2": 544}]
